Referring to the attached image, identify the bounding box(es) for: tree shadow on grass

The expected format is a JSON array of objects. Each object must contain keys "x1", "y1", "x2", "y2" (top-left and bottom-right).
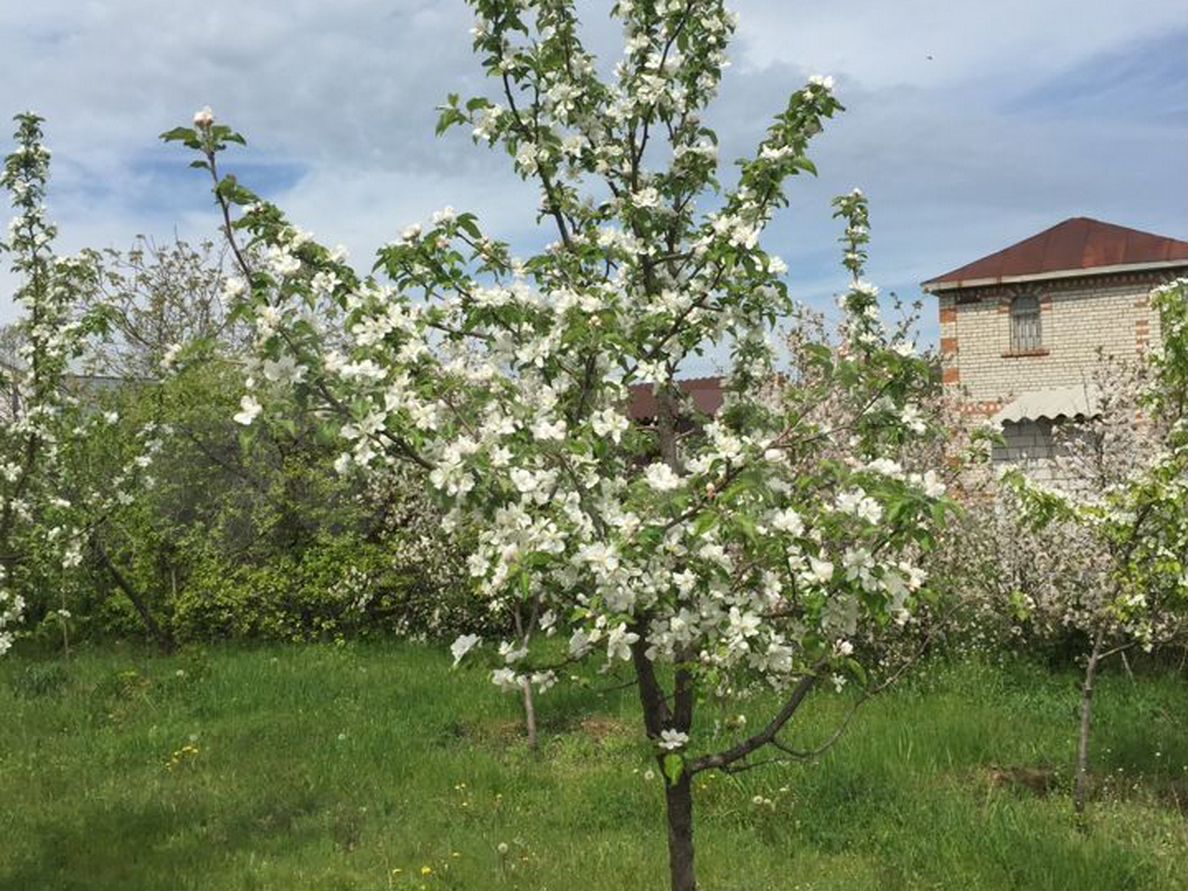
[{"x1": 0, "y1": 790, "x2": 330, "y2": 891}]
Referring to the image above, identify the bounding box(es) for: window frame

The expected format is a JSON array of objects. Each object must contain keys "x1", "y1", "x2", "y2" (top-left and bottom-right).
[{"x1": 1009, "y1": 293, "x2": 1043, "y2": 354}]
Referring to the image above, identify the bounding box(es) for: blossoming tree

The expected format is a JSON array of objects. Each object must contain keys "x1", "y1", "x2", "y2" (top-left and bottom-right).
[
  {"x1": 1004, "y1": 278, "x2": 1188, "y2": 816},
  {"x1": 0, "y1": 113, "x2": 102, "y2": 655},
  {"x1": 0, "y1": 116, "x2": 202, "y2": 655},
  {"x1": 168, "y1": 3, "x2": 951, "y2": 887}
]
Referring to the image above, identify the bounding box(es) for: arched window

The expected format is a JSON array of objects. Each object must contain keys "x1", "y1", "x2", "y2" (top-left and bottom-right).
[{"x1": 1010, "y1": 294, "x2": 1042, "y2": 352}]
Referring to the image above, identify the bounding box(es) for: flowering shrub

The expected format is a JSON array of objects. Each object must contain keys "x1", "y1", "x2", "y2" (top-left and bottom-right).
[
  {"x1": 168, "y1": 3, "x2": 953, "y2": 888},
  {"x1": 55, "y1": 346, "x2": 480, "y2": 647}
]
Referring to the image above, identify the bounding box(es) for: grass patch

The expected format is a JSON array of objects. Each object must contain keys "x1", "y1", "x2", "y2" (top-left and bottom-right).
[{"x1": 0, "y1": 643, "x2": 1183, "y2": 890}]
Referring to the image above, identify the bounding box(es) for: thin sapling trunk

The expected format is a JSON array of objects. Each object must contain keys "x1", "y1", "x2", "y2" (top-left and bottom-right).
[
  {"x1": 1074, "y1": 629, "x2": 1105, "y2": 816},
  {"x1": 520, "y1": 676, "x2": 538, "y2": 751},
  {"x1": 512, "y1": 605, "x2": 539, "y2": 750}
]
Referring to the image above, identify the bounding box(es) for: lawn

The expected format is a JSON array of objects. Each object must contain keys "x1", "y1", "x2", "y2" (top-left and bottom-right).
[{"x1": 1, "y1": 642, "x2": 1184, "y2": 891}]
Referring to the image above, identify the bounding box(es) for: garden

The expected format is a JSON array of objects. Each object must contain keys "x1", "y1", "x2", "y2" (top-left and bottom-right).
[{"x1": 1, "y1": 2, "x2": 1185, "y2": 890}]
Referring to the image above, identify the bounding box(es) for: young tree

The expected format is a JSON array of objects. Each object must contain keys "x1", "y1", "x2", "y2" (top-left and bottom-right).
[
  {"x1": 0, "y1": 114, "x2": 100, "y2": 655},
  {"x1": 1004, "y1": 278, "x2": 1188, "y2": 816},
  {"x1": 168, "y1": 3, "x2": 951, "y2": 887}
]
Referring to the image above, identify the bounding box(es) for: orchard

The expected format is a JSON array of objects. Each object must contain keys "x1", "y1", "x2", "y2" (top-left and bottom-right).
[{"x1": 1, "y1": 3, "x2": 1184, "y2": 890}]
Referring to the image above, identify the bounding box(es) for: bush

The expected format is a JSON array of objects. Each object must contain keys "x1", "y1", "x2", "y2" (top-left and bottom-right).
[{"x1": 173, "y1": 536, "x2": 500, "y2": 643}]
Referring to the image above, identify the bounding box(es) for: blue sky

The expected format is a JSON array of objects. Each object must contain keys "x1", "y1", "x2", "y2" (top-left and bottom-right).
[{"x1": 2, "y1": 0, "x2": 1185, "y2": 351}]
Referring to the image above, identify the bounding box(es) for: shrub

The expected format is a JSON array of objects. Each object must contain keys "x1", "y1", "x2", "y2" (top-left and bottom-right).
[{"x1": 173, "y1": 534, "x2": 497, "y2": 643}]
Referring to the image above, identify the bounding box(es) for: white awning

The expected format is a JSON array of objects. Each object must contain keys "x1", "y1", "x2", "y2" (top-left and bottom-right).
[{"x1": 993, "y1": 386, "x2": 1099, "y2": 424}]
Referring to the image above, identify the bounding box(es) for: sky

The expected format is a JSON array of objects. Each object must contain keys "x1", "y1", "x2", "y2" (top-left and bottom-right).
[{"x1": 2, "y1": 0, "x2": 1185, "y2": 350}]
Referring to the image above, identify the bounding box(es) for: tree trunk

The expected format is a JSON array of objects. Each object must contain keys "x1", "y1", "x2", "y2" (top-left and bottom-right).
[
  {"x1": 91, "y1": 535, "x2": 173, "y2": 654},
  {"x1": 630, "y1": 632, "x2": 697, "y2": 891},
  {"x1": 511, "y1": 607, "x2": 539, "y2": 751},
  {"x1": 1074, "y1": 630, "x2": 1105, "y2": 816},
  {"x1": 520, "y1": 676, "x2": 538, "y2": 751},
  {"x1": 59, "y1": 597, "x2": 71, "y2": 660},
  {"x1": 664, "y1": 770, "x2": 697, "y2": 891}
]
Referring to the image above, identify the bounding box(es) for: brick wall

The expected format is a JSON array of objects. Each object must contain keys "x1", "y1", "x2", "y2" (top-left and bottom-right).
[
  {"x1": 990, "y1": 419, "x2": 1071, "y2": 486},
  {"x1": 938, "y1": 271, "x2": 1177, "y2": 411}
]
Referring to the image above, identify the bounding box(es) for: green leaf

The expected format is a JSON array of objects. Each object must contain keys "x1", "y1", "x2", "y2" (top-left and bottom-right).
[
  {"x1": 844, "y1": 657, "x2": 868, "y2": 688},
  {"x1": 662, "y1": 753, "x2": 684, "y2": 785},
  {"x1": 272, "y1": 417, "x2": 298, "y2": 438},
  {"x1": 457, "y1": 214, "x2": 482, "y2": 239},
  {"x1": 792, "y1": 157, "x2": 818, "y2": 176},
  {"x1": 735, "y1": 514, "x2": 758, "y2": 545},
  {"x1": 160, "y1": 126, "x2": 196, "y2": 143},
  {"x1": 691, "y1": 511, "x2": 718, "y2": 537},
  {"x1": 214, "y1": 175, "x2": 259, "y2": 206}
]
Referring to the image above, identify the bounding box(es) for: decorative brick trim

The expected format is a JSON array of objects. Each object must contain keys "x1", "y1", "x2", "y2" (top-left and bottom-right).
[
  {"x1": 940, "y1": 336, "x2": 958, "y2": 356},
  {"x1": 939, "y1": 306, "x2": 957, "y2": 324},
  {"x1": 933, "y1": 267, "x2": 1188, "y2": 302},
  {"x1": 942, "y1": 367, "x2": 961, "y2": 385}
]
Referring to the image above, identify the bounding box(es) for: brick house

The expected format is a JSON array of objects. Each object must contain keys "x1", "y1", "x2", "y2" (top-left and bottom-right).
[{"x1": 922, "y1": 217, "x2": 1188, "y2": 477}]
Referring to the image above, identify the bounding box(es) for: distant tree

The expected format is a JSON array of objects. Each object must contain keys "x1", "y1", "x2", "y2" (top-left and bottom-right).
[{"x1": 82, "y1": 235, "x2": 236, "y2": 379}]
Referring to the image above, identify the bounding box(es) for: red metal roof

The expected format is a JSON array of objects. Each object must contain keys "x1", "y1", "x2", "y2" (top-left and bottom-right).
[
  {"x1": 627, "y1": 376, "x2": 724, "y2": 421},
  {"x1": 922, "y1": 217, "x2": 1188, "y2": 289}
]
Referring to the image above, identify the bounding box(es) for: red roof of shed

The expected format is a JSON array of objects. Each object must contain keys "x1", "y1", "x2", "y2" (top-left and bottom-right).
[
  {"x1": 627, "y1": 376, "x2": 724, "y2": 421},
  {"x1": 922, "y1": 217, "x2": 1188, "y2": 289}
]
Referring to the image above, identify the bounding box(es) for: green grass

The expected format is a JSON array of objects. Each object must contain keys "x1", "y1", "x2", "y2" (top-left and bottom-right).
[{"x1": 1, "y1": 642, "x2": 1184, "y2": 891}]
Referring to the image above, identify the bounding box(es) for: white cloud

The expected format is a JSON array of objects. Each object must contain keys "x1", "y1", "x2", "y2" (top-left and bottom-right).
[
  {"x1": 1, "y1": 0, "x2": 1183, "y2": 343},
  {"x1": 735, "y1": 0, "x2": 1184, "y2": 90}
]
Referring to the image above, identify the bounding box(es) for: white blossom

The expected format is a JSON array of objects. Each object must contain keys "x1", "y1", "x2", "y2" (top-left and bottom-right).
[
  {"x1": 659, "y1": 729, "x2": 689, "y2": 751},
  {"x1": 606, "y1": 623, "x2": 639, "y2": 662},
  {"x1": 770, "y1": 508, "x2": 804, "y2": 536},
  {"x1": 644, "y1": 462, "x2": 682, "y2": 492},
  {"x1": 451, "y1": 633, "x2": 481, "y2": 666},
  {"x1": 233, "y1": 395, "x2": 262, "y2": 426}
]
